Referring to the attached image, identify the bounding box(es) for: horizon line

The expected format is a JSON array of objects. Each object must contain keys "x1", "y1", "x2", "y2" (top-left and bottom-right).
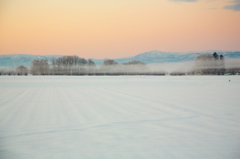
[{"x1": 1, "y1": 50, "x2": 240, "y2": 59}]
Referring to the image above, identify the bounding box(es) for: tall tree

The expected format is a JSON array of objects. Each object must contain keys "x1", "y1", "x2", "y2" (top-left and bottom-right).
[
  {"x1": 16, "y1": 65, "x2": 28, "y2": 75},
  {"x1": 88, "y1": 59, "x2": 96, "y2": 66},
  {"x1": 30, "y1": 59, "x2": 49, "y2": 75}
]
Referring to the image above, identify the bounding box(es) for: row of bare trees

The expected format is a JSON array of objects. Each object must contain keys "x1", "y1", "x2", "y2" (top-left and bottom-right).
[
  {"x1": 30, "y1": 57, "x2": 95, "y2": 75},
  {"x1": 50, "y1": 56, "x2": 96, "y2": 75},
  {"x1": 0, "y1": 65, "x2": 28, "y2": 76},
  {"x1": 29, "y1": 56, "x2": 159, "y2": 75}
]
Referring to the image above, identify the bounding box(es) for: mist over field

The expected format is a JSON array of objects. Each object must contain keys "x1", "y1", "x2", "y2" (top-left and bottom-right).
[
  {"x1": 147, "y1": 61, "x2": 195, "y2": 73},
  {"x1": 225, "y1": 58, "x2": 240, "y2": 69},
  {"x1": 145, "y1": 58, "x2": 240, "y2": 74},
  {"x1": 1, "y1": 53, "x2": 240, "y2": 76}
]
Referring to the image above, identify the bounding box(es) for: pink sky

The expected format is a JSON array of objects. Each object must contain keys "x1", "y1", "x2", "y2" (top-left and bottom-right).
[{"x1": 0, "y1": 0, "x2": 240, "y2": 58}]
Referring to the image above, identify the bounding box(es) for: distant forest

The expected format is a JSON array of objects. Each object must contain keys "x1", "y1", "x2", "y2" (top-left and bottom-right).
[{"x1": 0, "y1": 52, "x2": 240, "y2": 76}]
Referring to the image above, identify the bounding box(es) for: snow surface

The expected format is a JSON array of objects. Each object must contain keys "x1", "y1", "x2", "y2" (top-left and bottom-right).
[{"x1": 0, "y1": 76, "x2": 240, "y2": 159}]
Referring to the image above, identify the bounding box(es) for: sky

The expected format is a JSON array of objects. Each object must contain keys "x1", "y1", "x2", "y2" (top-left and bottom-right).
[{"x1": 0, "y1": 0, "x2": 240, "y2": 58}]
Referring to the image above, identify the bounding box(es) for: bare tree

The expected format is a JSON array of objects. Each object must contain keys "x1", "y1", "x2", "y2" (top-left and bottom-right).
[
  {"x1": 16, "y1": 65, "x2": 28, "y2": 75},
  {"x1": 103, "y1": 59, "x2": 118, "y2": 65},
  {"x1": 30, "y1": 59, "x2": 49, "y2": 75},
  {"x1": 50, "y1": 57, "x2": 56, "y2": 75},
  {"x1": 88, "y1": 59, "x2": 96, "y2": 66}
]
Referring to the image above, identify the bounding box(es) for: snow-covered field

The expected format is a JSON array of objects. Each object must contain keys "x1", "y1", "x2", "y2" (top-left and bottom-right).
[{"x1": 0, "y1": 76, "x2": 240, "y2": 159}]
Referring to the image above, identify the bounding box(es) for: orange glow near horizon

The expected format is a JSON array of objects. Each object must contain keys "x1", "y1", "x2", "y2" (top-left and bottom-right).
[{"x1": 1, "y1": 0, "x2": 240, "y2": 58}]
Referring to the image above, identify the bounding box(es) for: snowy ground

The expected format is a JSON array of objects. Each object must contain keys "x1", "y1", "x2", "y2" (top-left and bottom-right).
[{"x1": 0, "y1": 76, "x2": 240, "y2": 159}]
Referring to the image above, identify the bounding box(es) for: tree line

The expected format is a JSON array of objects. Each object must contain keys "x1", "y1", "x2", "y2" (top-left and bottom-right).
[
  {"x1": 0, "y1": 65, "x2": 28, "y2": 76},
  {"x1": 190, "y1": 52, "x2": 239, "y2": 75},
  {"x1": 1, "y1": 53, "x2": 239, "y2": 76},
  {"x1": 190, "y1": 52, "x2": 226, "y2": 75},
  {"x1": 29, "y1": 56, "x2": 163, "y2": 75},
  {"x1": 30, "y1": 56, "x2": 95, "y2": 75}
]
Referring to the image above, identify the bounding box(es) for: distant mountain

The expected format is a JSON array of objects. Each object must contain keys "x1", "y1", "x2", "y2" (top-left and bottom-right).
[
  {"x1": 111, "y1": 50, "x2": 240, "y2": 63},
  {"x1": 0, "y1": 54, "x2": 62, "y2": 69},
  {"x1": 92, "y1": 50, "x2": 240, "y2": 65},
  {"x1": 1, "y1": 51, "x2": 240, "y2": 69}
]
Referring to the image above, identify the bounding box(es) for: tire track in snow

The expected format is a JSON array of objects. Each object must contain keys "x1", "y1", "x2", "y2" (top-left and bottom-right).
[
  {"x1": 105, "y1": 86, "x2": 239, "y2": 123},
  {"x1": 98, "y1": 87, "x2": 198, "y2": 119},
  {"x1": 0, "y1": 115, "x2": 198, "y2": 141}
]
